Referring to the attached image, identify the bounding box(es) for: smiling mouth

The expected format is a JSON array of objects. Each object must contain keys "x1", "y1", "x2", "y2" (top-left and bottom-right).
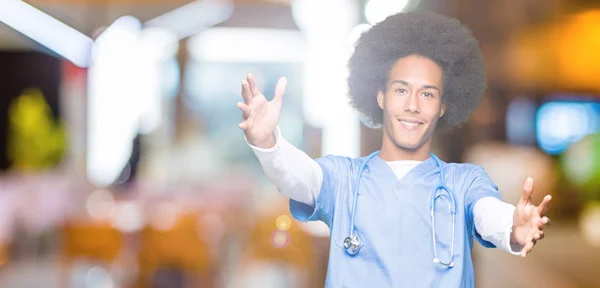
[{"x1": 398, "y1": 119, "x2": 424, "y2": 130}]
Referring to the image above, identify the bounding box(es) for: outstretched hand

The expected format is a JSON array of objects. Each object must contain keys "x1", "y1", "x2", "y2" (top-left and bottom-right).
[
  {"x1": 237, "y1": 73, "x2": 287, "y2": 149},
  {"x1": 511, "y1": 177, "x2": 552, "y2": 258}
]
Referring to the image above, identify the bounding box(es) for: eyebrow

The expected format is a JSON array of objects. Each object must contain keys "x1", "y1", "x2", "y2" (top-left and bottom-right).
[{"x1": 391, "y1": 80, "x2": 440, "y2": 91}]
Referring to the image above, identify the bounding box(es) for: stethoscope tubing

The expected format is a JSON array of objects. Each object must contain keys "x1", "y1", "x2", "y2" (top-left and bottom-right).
[{"x1": 345, "y1": 151, "x2": 457, "y2": 268}]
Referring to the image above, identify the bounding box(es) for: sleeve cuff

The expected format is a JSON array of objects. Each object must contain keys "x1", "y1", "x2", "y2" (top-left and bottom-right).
[
  {"x1": 289, "y1": 198, "x2": 319, "y2": 222},
  {"x1": 505, "y1": 225, "x2": 525, "y2": 256},
  {"x1": 473, "y1": 197, "x2": 522, "y2": 255},
  {"x1": 245, "y1": 126, "x2": 282, "y2": 153},
  {"x1": 501, "y1": 206, "x2": 523, "y2": 256}
]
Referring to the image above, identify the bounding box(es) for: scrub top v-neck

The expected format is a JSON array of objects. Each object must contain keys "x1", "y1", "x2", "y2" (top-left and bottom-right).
[{"x1": 289, "y1": 154, "x2": 501, "y2": 288}]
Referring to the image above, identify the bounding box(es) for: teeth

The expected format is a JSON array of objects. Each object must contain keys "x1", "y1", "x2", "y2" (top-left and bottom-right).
[{"x1": 401, "y1": 120, "x2": 420, "y2": 127}]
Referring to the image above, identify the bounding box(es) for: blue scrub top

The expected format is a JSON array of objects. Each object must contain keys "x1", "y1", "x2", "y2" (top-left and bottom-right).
[{"x1": 290, "y1": 153, "x2": 502, "y2": 287}]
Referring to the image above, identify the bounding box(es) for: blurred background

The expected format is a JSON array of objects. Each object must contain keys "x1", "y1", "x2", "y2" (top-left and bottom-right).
[{"x1": 0, "y1": 0, "x2": 599, "y2": 287}]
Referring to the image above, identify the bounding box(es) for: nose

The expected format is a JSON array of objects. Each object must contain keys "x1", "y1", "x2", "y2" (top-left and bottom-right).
[{"x1": 404, "y1": 93, "x2": 420, "y2": 113}]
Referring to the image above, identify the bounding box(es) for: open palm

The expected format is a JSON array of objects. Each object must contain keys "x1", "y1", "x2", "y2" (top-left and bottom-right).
[
  {"x1": 237, "y1": 73, "x2": 287, "y2": 148},
  {"x1": 511, "y1": 177, "x2": 552, "y2": 258}
]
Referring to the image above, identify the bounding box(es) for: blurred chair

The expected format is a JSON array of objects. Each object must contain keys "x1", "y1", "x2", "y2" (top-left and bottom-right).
[
  {"x1": 60, "y1": 220, "x2": 124, "y2": 287},
  {"x1": 234, "y1": 209, "x2": 316, "y2": 288},
  {"x1": 137, "y1": 212, "x2": 212, "y2": 288}
]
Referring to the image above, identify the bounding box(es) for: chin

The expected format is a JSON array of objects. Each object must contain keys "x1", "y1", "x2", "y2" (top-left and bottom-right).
[{"x1": 393, "y1": 139, "x2": 423, "y2": 151}]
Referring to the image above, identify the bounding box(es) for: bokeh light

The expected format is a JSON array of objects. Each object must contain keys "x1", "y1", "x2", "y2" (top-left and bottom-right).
[
  {"x1": 561, "y1": 134, "x2": 600, "y2": 198},
  {"x1": 84, "y1": 266, "x2": 114, "y2": 288},
  {"x1": 270, "y1": 230, "x2": 290, "y2": 249},
  {"x1": 580, "y1": 203, "x2": 600, "y2": 248},
  {"x1": 149, "y1": 202, "x2": 180, "y2": 231},
  {"x1": 275, "y1": 215, "x2": 292, "y2": 231},
  {"x1": 110, "y1": 201, "x2": 144, "y2": 233},
  {"x1": 86, "y1": 189, "x2": 115, "y2": 220},
  {"x1": 536, "y1": 101, "x2": 600, "y2": 155}
]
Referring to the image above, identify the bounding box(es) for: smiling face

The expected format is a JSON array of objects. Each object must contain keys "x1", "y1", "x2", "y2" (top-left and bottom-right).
[{"x1": 377, "y1": 55, "x2": 446, "y2": 159}]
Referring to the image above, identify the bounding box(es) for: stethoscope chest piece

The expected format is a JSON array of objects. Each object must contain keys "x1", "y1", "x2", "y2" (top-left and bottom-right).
[{"x1": 343, "y1": 235, "x2": 361, "y2": 255}]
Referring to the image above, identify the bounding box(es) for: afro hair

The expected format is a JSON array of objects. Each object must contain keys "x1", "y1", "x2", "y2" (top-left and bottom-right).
[{"x1": 348, "y1": 11, "x2": 486, "y2": 130}]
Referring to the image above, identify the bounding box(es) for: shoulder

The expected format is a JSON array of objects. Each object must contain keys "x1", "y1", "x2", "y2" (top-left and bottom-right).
[
  {"x1": 443, "y1": 162, "x2": 496, "y2": 189},
  {"x1": 315, "y1": 154, "x2": 365, "y2": 167},
  {"x1": 315, "y1": 154, "x2": 369, "y2": 175},
  {"x1": 444, "y1": 162, "x2": 480, "y2": 173}
]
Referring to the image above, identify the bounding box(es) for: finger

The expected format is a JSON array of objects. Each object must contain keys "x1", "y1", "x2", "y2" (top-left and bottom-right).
[
  {"x1": 241, "y1": 80, "x2": 252, "y2": 104},
  {"x1": 272, "y1": 77, "x2": 287, "y2": 104},
  {"x1": 521, "y1": 239, "x2": 535, "y2": 258},
  {"x1": 247, "y1": 73, "x2": 261, "y2": 96},
  {"x1": 520, "y1": 232, "x2": 536, "y2": 258},
  {"x1": 237, "y1": 102, "x2": 252, "y2": 119},
  {"x1": 520, "y1": 177, "x2": 535, "y2": 203},
  {"x1": 238, "y1": 121, "x2": 249, "y2": 130},
  {"x1": 540, "y1": 217, "x2": 551, "y2": 229},
  {"x1": 537, "y1": 195, "x2": 552, "y2": 216},
  {"x1": 537, "y1": 231, "x2": 545, "y2": 240}
]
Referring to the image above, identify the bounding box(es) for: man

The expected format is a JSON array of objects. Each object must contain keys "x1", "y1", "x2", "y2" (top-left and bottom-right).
[{"x1": 237, "y1": 11, "x2": 552, "y2": 287}]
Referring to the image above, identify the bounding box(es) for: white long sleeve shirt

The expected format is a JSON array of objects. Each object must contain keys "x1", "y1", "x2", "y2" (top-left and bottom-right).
[{"x1": 247, "y1": 127, "x2": 522, "y2": 255}]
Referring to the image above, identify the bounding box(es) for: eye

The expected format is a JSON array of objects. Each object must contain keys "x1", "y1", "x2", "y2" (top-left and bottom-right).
[
  {"x1": 422, "y1": 92, "x2": 434, "y2": 98},
  {"x1": 395, "y1": 88, "x2": 407, "y2": 94}
]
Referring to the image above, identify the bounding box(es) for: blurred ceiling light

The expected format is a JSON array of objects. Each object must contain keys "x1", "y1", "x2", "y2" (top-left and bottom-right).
[
  {"x1": 348, "y1": 23, "x2": 371, "y2": 52},
  {"x1": 137, "y1": 27, "x2": 179, "y2": 61},
  {"x1": 134, "y1": 28, "x2": 177, "y2": 135},
  {"x1": 364, "y1": 0, "x2": 410, "y2": 25},
  {"x1": 93, "y1": 15, "x2": 142, "y2": 50},
  {"x1": 88, "y1": 20, "x2": 180, "y2": 187},
  {"x1": 0, "y1": 0, "x2": 93, "y2": 67},
  {"x1": 188, "y1": 27, "x2": 305, "y2": 62},
  {"x1": 292, "y1": 0, "x2": 356, "y2": 32},
  {"x1": 87, "y1": 16, "x2": 142, "y2": 186},
  {"x1": 145, "y1": 0, "x2": 234, "y2": 40},
  {"x1": 290, "y1": 0, "x2": 361, "y2": 157}
]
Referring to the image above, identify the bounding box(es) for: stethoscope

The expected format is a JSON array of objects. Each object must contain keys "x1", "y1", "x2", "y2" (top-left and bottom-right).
[{"x1": 343, "y1": 151, "x2": 457, "y2": 268}]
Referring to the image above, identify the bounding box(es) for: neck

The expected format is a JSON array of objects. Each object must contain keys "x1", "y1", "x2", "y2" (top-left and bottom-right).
[{"x1": 378, "y1": 133, "x2": 431, "y2": 162}]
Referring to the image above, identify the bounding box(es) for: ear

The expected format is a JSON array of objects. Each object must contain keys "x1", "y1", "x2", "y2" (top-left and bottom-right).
[
  {"x1": 439, "y1": 102, "x2": 447, "y2": 118},
  {"x1": 377, "y1": 90, "x2": 385, "y2": 110}
]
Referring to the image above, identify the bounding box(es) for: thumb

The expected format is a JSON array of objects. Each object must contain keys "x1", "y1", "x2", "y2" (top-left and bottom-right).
[{"x1": 273, "y1": 77, "x2": 287, "y2": 104}]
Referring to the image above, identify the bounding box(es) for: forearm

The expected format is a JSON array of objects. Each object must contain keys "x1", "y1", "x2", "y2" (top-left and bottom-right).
[
  {"x1": 246, "y1": 126, "x2": 323, "y2": 206},
  {"x1": 473, "y1": 197, "x2": 523, "y2": 256}
]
